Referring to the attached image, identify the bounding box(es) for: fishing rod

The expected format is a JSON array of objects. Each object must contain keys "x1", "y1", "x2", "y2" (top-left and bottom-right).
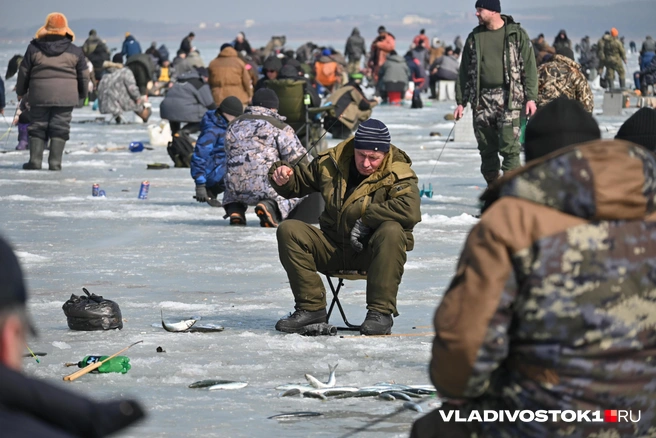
[
  {"x1": 290, "y1": 114, "x2": 343, "y2": 168},
  {"x1": 2, "y1": 107, "x2": 19, "y2": 148},
  {"x1": 63, "y1": 340, "x2": 142, "y2": 381},
  {"x1": 426, "y1": 120, "x2": 457, "y2": 180}
]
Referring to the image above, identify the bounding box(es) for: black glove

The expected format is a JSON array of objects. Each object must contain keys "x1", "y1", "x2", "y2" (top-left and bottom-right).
[
  {"x1": 350, "y1": 219, "x2": 372, "y2": 253},
  {"x1": 195, "y1": 184, "x2": 208, "y2": 203}
]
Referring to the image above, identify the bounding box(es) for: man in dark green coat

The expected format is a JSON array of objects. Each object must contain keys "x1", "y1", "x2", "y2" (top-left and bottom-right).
[
  {"x1": 268, "y1": 119, "x2": 421, "y2": 335},
  {"x1": 454, "y1": 0, "x2": 538, "y2": 186}
]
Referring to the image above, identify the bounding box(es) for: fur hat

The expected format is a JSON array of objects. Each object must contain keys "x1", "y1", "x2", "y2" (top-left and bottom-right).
[
  {"x1": 615, "y1": 108, "x2": 656, "y2": 152},
  {"x1": 35, "y1": 12, "x2": 75, "y2": 41},
  {"x1": 524, "y1": 97, "x2": 600, "y2": 162}
]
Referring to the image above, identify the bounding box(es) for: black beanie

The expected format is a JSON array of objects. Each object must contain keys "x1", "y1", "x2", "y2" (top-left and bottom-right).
[
  {"x1": 218, "y1": 96, "x2": 244, "y2": 117},
  {"x1": 263, "y1": 56, "x2": 282, "y2": 72},
  {"x1": 112, "y1": 53, "x2": 123, "y2": 63},
  {"x1": 220, "y1": 43, "x2": 232, "y2": 52},
  {"x1": 354, "y1": 119, "x2": 391, "y2": 152},
  {"x1": 615, "y1": 108, "x2": 656, "y2": 152},
  {"x1": 279, "y1": 65, "x2": 299, "y2": 79},
  {"x1": 524, "y1": 97, "x2": 600, "y2": 162},
  {"x1": 252, "y1": 88, "x2": 279, "y2": 110},
  {"x1": 475, "y1": 0, "x2": 501, "y2": 13}
]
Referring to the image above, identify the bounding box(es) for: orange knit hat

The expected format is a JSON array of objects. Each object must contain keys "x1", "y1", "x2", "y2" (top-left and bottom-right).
[
  {"x1": 611, "y1": 28, "x2": 619, "y2": 37},
  {"x1": 35, "y1": 12, "x2": 75, "y2": 41}
]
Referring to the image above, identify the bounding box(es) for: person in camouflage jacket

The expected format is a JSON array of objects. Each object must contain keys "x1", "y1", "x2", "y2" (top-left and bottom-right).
[
  {"x1": 455, "y1": 2, "x2": 538, "y2": 186},
  {"x1": 537, "y1": 53, "x2": 593, "y2": 112},
  {"x1": 97, "y1": 62, "x2": 148, "y2": 123},
  {"x1": 603, "y1": 29, "x2": 627, "y2": 89},
  {"x1": 222, "y1": 88, "x2": 306, "y2": 227},
  {"x1": 412, "y1": 98, "x2": 656, "y2": 438}
]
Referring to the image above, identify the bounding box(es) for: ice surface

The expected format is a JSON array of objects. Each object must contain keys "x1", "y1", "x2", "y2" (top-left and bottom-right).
[{"x1": 0, "y1": 42, "x2": 640, "y2": 437}]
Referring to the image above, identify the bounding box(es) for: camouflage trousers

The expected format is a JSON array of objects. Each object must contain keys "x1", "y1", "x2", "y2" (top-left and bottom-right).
[
  {"x1": 473, "y1": 88, "x2": 522, "y2": 181},
  {"x1": 605, "y1": 59, "x2": 626, "y2": 84}
]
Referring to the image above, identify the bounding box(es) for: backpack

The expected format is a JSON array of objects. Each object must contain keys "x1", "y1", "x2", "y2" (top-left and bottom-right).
[{"x1": 167, "y1": 131, "x2": 195, "y2": 168}]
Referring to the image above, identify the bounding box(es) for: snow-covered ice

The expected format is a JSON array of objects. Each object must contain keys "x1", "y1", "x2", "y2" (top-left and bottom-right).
[{"x1": 0, "y1": 42, "x2": 639, "y2": 437}]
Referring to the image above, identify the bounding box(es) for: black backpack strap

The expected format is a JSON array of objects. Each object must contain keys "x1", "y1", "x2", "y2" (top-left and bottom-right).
[{"x1": 229, "y1": 113, "x2": 289, "y2": 131}]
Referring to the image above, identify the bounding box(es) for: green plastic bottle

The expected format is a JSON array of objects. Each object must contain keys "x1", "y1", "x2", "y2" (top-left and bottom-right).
[{"x1": 78, "y1": 355, "x2": 131, "y2": 374}]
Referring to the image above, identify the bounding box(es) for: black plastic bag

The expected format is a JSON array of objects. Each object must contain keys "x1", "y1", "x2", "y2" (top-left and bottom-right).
[{"x1": 62, "y1": 288, "x2": 123, "y2": 331}]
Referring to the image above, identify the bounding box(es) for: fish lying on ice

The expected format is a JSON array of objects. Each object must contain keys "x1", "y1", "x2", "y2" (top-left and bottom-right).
[
  {"x1": 208, "y1": 381, "x2": 248, "y2": 390},
  {"x1": 161, "y1": 310, "x2": 197, "y2": 332},
  {"x1": 305, "y1": 364, "x2": 338, "y2": 389},
  {"x1": 189, "y1": 379, "x2": 240, "y2": 389},
  {"x1": 268, "y1": 412, "x2": 323, "y2": 420}
]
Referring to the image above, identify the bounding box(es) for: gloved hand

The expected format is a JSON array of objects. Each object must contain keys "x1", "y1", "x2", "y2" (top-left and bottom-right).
[
  {"x1": 195, "y1": 184, "x2": 208, "y2": 203},
  {"x1": 350, "y1": 219, "x2": 372, "y2": 253}
]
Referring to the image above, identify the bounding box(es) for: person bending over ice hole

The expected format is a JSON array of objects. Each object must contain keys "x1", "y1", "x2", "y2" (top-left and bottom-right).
[
  {"x1": 190, "y1": 96, "x2": 244, "y2": 205},
  {"x1": 269, "y1": 119, "x2": 421, "y2": 336},
  {"x1": 222, "y1": 88, "x2": 307, "y2": 227}
]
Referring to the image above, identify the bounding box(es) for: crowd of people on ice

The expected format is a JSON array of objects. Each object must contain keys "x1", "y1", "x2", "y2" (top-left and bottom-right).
[{"x1": 1, "y1": 2, "x2": 656, "y2": 437}]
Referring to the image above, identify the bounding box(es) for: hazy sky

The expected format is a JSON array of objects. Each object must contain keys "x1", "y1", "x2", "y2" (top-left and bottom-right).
[{"x1": 5, "y1": 0, "x2": 620, "y2": 29}]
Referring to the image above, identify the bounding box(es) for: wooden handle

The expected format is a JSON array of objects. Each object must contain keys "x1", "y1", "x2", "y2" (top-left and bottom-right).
[{"x1": 63, "y1": 340, "x2": 142, "y2": 382}]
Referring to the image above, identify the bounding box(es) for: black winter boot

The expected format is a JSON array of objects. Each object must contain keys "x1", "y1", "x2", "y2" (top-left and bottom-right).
[
  {"x1": 255, "y1": 199, "x2": 281, "y2": 228},
  {"x1": 23, "y1": 137, "x2": 46, "y2": 170},
  {"x1": 360, "y1": 310, "x2": 393, "y2": 335},
  {"x1": 48, "y1": 137, "x2": 66, "y2": 171},
  {"x1": 275, "y1": 308, "x2": 327, "y2": 333}
]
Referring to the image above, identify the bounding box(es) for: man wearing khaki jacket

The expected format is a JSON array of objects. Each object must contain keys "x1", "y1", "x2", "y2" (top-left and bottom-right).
[
  {"x1": 269, "y1": 119, "x2": 421, "y2": 336},
  {"x1": 413, "y1": 98, "x2": 656, "y2": 437}
]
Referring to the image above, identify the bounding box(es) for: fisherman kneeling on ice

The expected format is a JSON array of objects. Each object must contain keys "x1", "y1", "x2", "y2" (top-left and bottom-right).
[{"x1": 269, "y1": 119, "x2": 421, "y2": 336}]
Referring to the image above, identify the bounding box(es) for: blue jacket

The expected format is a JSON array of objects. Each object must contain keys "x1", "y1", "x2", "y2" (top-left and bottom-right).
[
  {"x1": 190, "y1": 110, "x2": 228, "y2": 188},
  {"x1": 121, "y1": 36, "x2": 142, "y2": 59}
]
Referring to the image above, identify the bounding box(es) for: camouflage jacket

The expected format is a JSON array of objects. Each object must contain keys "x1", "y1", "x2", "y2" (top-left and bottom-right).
[
  {"x1": 97, "y1": 65, "x2": 142, "y2": 117},
  {"x1": 603, "y1": 35, "x2": 627, "y2": 64},
  {"x1": 269, "y1": 139, "x2": 421, "y2": 250},
  {"x1": 537, "y1": 55, "x2": 594, "y2": 113},
  {"x1": 431, "y1": 140, "x2": 656, "y2": 437},
  {"x1": 223, "y1": 106, "x2": 307, "y2": 218},
  {"x1": 456, "y1": 15, "x2": 538, "y2": 111}
]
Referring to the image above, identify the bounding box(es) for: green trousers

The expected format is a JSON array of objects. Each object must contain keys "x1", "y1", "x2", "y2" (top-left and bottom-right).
[
  {"x1": 473, "y1": 88, "x2": 522, "y2": 180},
  {"x1": 605, "y1": 59, "x2": 626, "y2": 83},
  {"x1": 276, "y1": 219, "x2": 407, "y2": 316}
]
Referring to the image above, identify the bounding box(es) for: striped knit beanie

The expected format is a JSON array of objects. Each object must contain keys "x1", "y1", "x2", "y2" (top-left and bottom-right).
[{"x1": 354, "y1": 119, "x2": 391, "y2": 152}]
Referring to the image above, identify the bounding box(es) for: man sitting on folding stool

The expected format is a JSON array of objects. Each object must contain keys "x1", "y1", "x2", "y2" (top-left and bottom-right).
[{"x1": 268, "y1": 119, "x2": 421, "y2": 335}]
